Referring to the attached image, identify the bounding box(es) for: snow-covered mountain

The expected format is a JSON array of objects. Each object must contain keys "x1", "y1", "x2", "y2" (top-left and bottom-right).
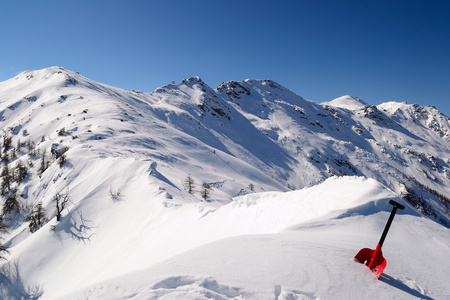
[{"x1": 0, "y1": 66, "x2": 448, "y2": 299}]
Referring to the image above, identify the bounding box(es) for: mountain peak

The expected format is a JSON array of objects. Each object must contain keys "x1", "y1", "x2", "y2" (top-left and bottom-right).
[
  {"x1": 17, "y1": 66, "x2": 72, "y2": 77},
  {"x1": 216, "y1": 80, "x2": 251, "y2": 99},
  {"x1": 243, "y1": 79, "x2": 283, "y2": 89},
  {"x1": 181, "y1": 76, "x2": 206, "y2": 87},
  {"x1": 323, "y1": 95, "x2": 369, "y2": 111},
  {"x1": 9, "y1": 66, "x2": 79, "y2": 89}
]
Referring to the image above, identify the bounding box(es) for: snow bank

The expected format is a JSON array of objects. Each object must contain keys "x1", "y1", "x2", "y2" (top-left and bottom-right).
[
  {"x1": 198, "y1": 176, "x2": 396, "y2": 236},
  {"x1": 55, "y1": 176, "x2": 449, "y2": 300}
]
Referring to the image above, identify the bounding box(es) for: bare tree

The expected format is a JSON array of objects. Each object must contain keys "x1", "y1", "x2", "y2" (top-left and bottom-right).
[
  {"x1": 109, "y1": 187, "x2": 121, "y2": 201},
  {"x1": 54, "y1": 190, "x2": 70, "y2": 221}
]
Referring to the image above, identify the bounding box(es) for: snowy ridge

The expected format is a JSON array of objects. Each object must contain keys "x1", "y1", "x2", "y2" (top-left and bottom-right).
[
  {"x1": 61, "y1": 176, "x2": 450, "y2": 300},
  {"x1": 0, "y1": 67, "x2": 448, "y2": 299}
]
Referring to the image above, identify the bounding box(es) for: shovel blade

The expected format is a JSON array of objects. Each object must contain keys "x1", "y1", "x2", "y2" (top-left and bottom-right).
[
  {"x1": 372, "y1": 258, "x2": 386, "y2": 279},
  {"x1": 354, "y1": 245, "x2": 386, "y2": 279},
  {"x1": 354, "y1": 247, "x2": 374, "y2": 266}
]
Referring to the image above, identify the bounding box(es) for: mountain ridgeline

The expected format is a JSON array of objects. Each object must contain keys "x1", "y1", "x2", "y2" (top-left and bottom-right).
[{"x1": 0, "y1": 66, "x2": 449, "y2": 234}]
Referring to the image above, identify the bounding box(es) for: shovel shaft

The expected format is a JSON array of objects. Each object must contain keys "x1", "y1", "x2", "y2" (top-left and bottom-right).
[{"x1": 378, "y1": 200, "x2": 405, "y2": 246}]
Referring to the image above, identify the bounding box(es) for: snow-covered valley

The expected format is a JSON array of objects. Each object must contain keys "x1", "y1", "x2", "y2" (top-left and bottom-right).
[{"x1": 0, "y1": 67, "x2": 448, "y2": 299}]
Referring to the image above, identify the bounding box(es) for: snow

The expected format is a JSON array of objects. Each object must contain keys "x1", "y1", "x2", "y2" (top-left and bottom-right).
[
  {"x1": 59, "y1": 177, "x2": 450, "y2": 300},
  {"x1": 322, "y1": 95, "x2": 369, "y2": 111},
  {"x1": 0, "y1": 67, "x2": 449, "y2": 299}
]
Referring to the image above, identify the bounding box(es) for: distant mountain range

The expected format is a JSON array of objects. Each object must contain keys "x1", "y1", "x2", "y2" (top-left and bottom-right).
[
  {"x1": 0, "y1": 66, "x2": 449, "y2": 298},
  {"x1": 0, "y1": 67, "x2": 449, "y2": 227}
]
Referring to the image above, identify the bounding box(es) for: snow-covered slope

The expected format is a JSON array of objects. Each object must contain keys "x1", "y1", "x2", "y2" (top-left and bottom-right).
[
  {"x1": 60, "y1": 177, "x2": 450, "y2": 300},
  {"x1": 0, "y1": 67, "x2": 448, "y2": 299}
]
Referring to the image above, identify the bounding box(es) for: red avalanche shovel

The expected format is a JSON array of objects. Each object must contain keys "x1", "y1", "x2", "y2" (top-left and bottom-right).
[{"x1": 354, "y1": 200, "x2": 405, "y2": 279}]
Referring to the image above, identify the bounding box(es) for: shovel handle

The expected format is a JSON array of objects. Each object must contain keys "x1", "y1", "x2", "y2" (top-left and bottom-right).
[
  {"x1": 378, "y1": 200, "x2": 405, "y2": 246},
  {"x1": 389, "y1": 200, "x2": 405, "y2": 210}
]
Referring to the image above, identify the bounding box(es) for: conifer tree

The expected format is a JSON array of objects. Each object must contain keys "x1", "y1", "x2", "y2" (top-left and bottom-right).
[
  {"x1": 1, "y1": 164, "x2": 11, "y2": 196},
  {"x1": 184, "y1": 175, "x2": 195, "y2": 195},
  {"x1": 0, "y1": 217, "x2": 8, "y2": 258},
  {"x1": 201, "y1": 182, "x2": 211, "y2": 201},
  {"x1": 14, "y1": 159, "x2": 28, "y2": 183},
  {"x1": 2, "y1": 136, "x2": 12, "y2": 154},
  {"x1": 27, "y1": 202, "x2": 47, "y2": 233},
  {"x1": 2, "y1": 188, "x2": 19, "y2": 216},
  {"x1": 201, "y1": 188, "x2": 210, "y2": 201},
  {"x1": 16, "y1": 139, "x2": 21, "y2": 152},
  {"x1": 38, "y1": 149, "x2": 50, "y2": 175}
]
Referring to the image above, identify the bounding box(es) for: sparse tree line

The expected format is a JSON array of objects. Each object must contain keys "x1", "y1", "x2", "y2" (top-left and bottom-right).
[
  {"x1": 400, "y1": 178, "x2": 450, "y2": 228},
  {"x1": 401, "y1": 173, "x2": 450, "y2": 209},
  {"x1": 183, "y1": 175, "x2": 211, "y2": 201},
  {"x1": 0, "y1": 132, "x2": 71, "y2": 258},
  {"x1": 183, "y1": 175, "x2": 255, "y2": 201}
]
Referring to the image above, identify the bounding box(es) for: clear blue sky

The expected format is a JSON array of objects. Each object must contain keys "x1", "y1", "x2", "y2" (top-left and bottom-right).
[{"x1": 1, "y1": 0, "x2": 450, "y2": 115}]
